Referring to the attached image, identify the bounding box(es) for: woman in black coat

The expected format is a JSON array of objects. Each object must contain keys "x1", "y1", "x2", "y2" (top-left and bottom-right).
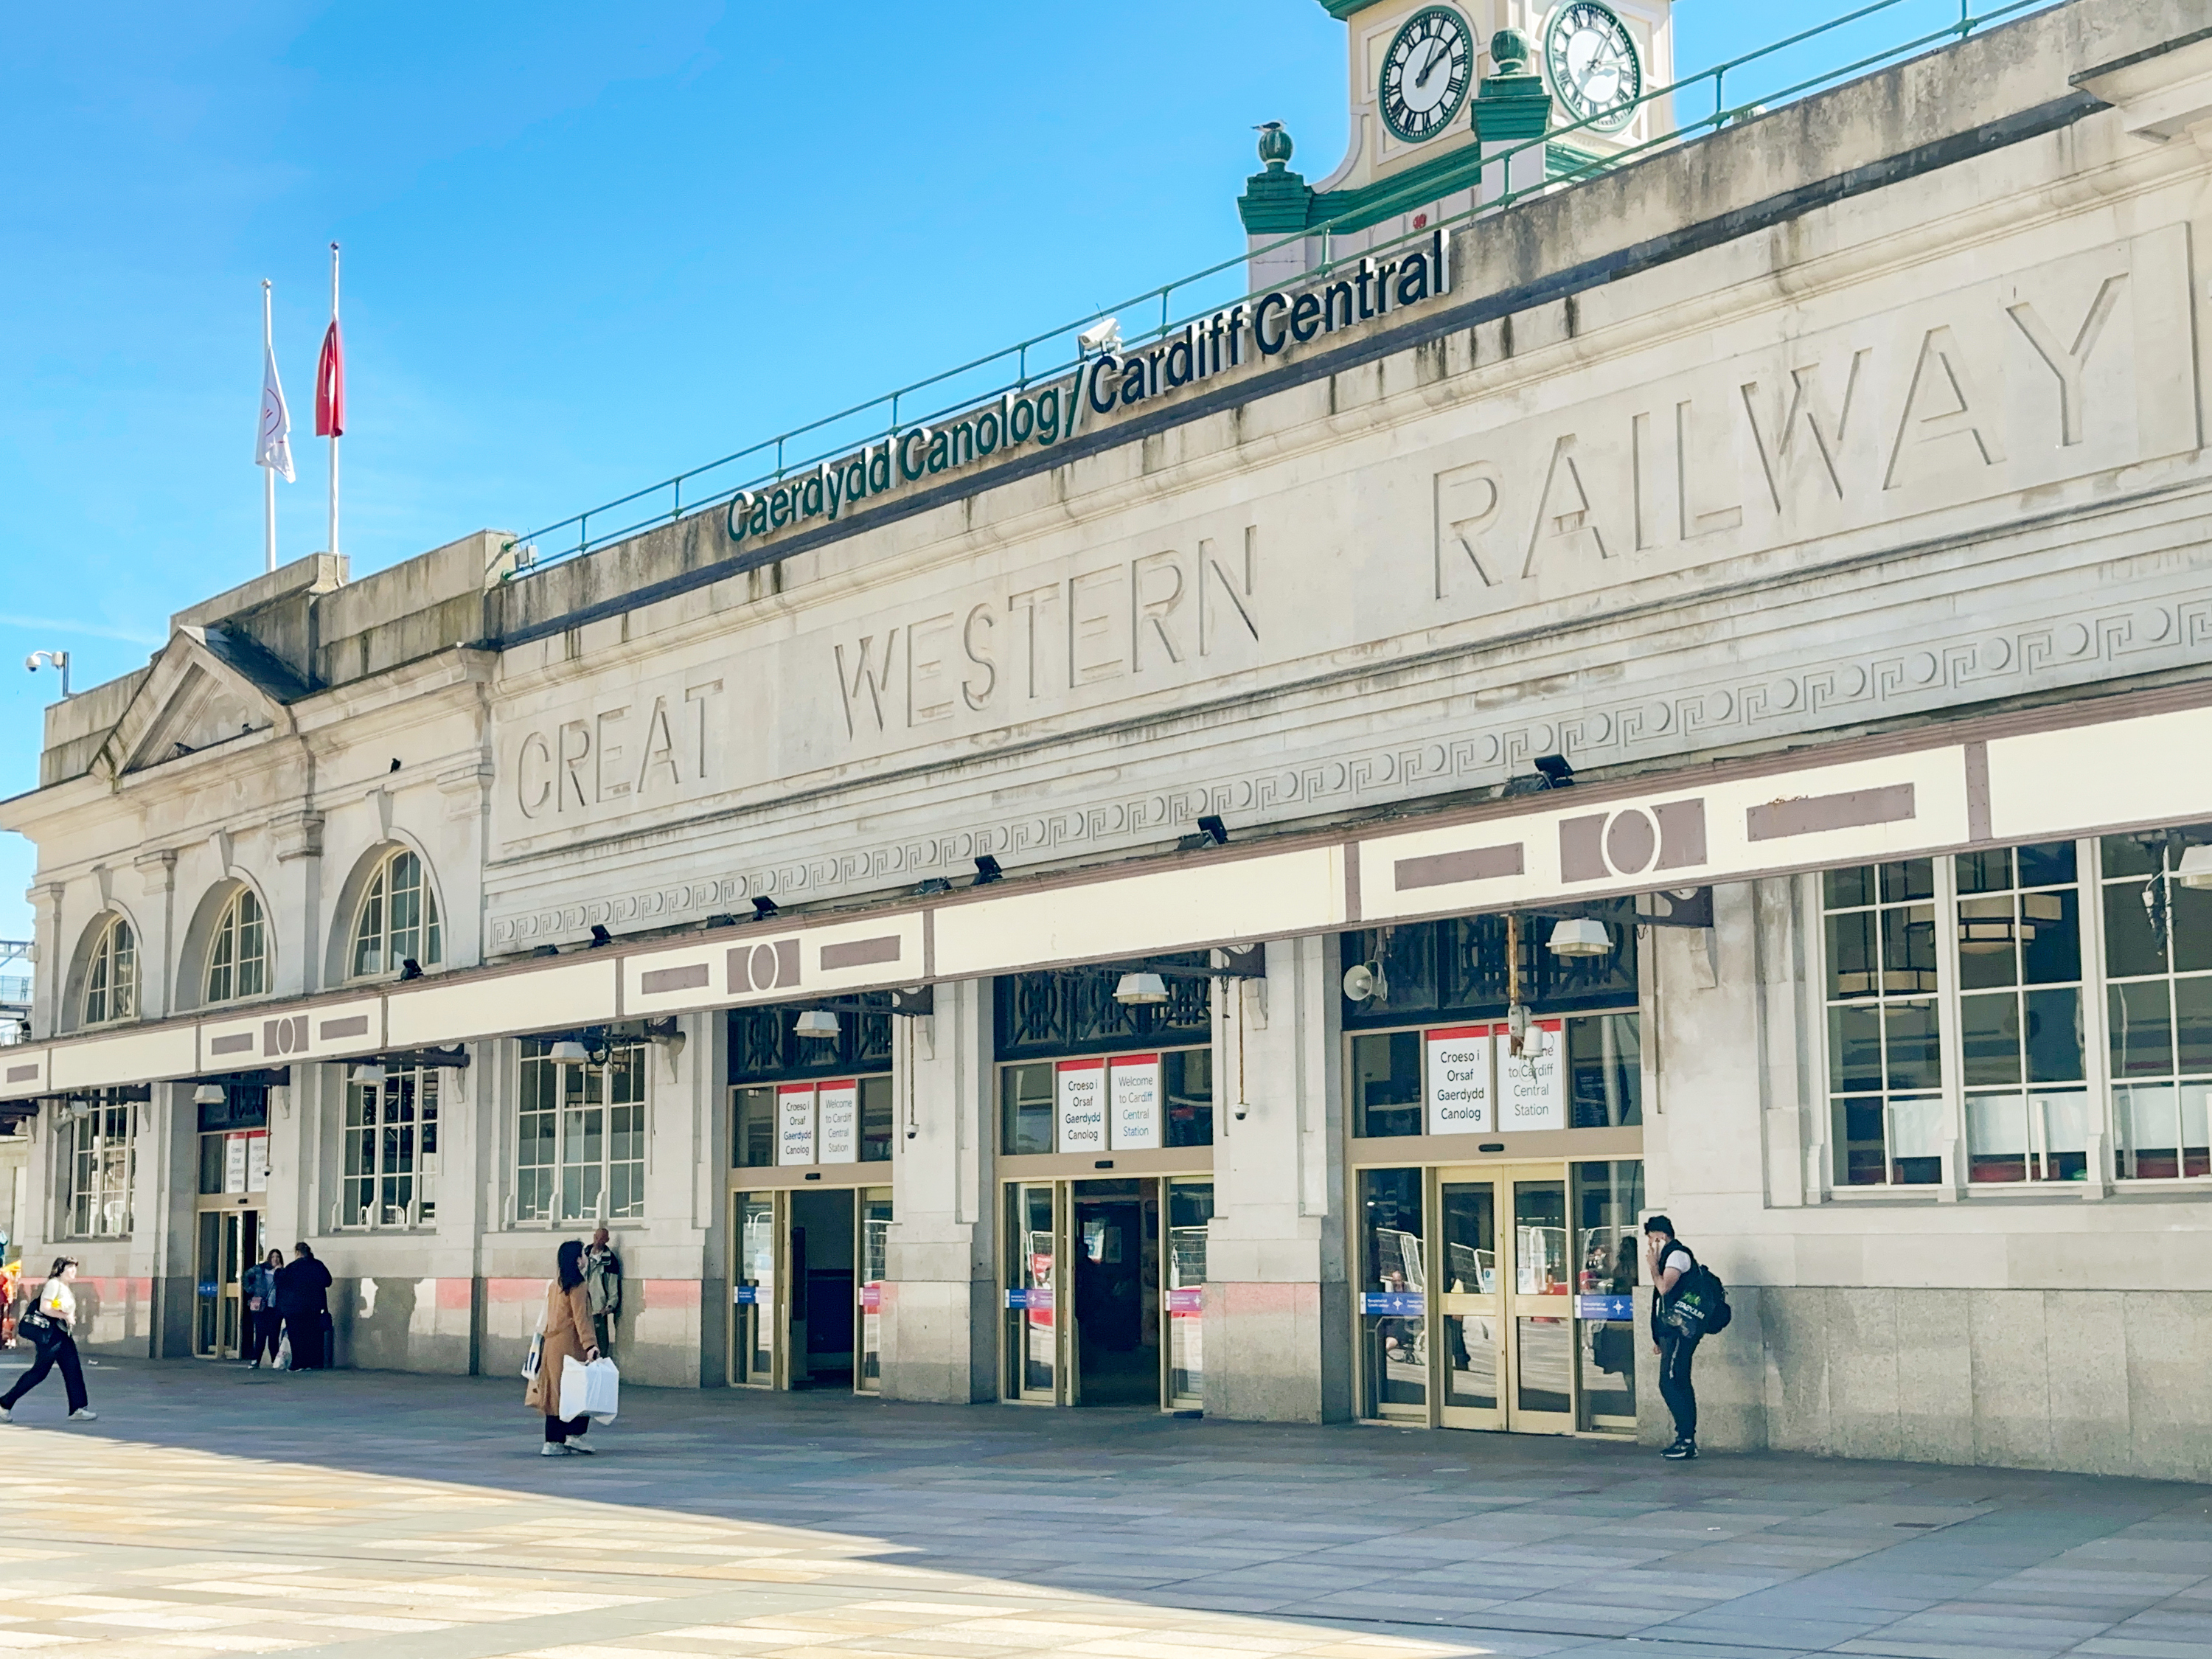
[{"x1": 275, "y1": 1242, "x2": 334, "y2": 1370}]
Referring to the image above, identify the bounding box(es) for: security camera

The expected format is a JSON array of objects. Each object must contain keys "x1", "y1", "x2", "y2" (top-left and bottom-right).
[{"x1": 1077, "y1": 318, "x2": 1122, "y2": 354}]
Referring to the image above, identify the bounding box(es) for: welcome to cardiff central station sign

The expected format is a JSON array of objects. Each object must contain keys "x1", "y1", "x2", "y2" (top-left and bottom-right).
[{"x1": 724, "y1": 231, "x2": 1453, "y2": 546}]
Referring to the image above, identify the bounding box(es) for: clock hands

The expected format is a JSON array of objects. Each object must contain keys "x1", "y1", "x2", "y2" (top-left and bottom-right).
[{"x1": 1414, "y1": 36, "x2": 1452, "y2": 89}]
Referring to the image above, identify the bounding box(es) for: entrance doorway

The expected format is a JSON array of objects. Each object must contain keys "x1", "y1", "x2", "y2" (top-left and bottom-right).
[
  {"x1": 1358, "y1": 1158, "x2": 1641, "y2": 1436},
  {"x1": 1001, "y1": 1176, "x2": 1211, "y2": 1409},
  {"x1": 730, "y1": 1185, "x2": 891, "y2": 1392},
  {"x1": 195, "y1": 1206, "x2": 261, "y2": 1360}
]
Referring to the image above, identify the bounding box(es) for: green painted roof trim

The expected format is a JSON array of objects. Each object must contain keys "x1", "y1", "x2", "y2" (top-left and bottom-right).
[
  {"x1": 1240, "y1": 134, "x2": 1501, "y2": 238},
  {"x1": 1316, "y1": 0, "x2": 1382, "y2": 17}
]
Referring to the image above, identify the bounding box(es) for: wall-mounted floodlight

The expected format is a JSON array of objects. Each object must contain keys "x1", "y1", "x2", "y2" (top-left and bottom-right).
[
  {"x1": 588, "y1": 925, "x2": 613, "y2": 947},
  {"x1": 349, "y1": 1063, "x2": 386, "y2": 1087},
  {"x1": 751, "y1": 896, "x2": 779, "y2": 920},
  {"x1": 399, "y1": 958, "x2": 424, "y2": 981},
  {"x1": 1196, "y1": 815, "x2": 1229, "y2": 845},
  {"x1": 1547, "y1": 917, "x2": 1611, "y2": 959},
  {"x1": 1534, "y1": 754, "x2": 1574, "y2": 784},
  {"x1": 973, "y1": 855, "x2": 1004, "y2": 885},
  {"x1": 794, "y1": 1009, "x2": 841, "y2": 1040},
  {"x1": 548, "y1": 1038, "x2": 591, "y2": 1065}
]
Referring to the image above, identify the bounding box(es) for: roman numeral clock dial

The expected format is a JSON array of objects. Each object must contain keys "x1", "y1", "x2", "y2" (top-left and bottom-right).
[
  {"x1": 1379, "y1": 7, "x2": 1472, "y2": 145},
  {"x1": 1543, "y1": 0, "x2": 1643, "y2": 133}
]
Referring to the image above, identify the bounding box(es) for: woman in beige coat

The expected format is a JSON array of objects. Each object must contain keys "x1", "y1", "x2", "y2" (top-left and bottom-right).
[{"x1": 526, "y1": 1239, "x2": 600, "y2": 1455}]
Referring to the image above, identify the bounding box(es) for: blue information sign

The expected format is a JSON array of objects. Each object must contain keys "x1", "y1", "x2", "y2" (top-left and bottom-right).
[
  {"x1": 733, "y1": 1284, "x2": 759, "y2": 1305},
  {"x1": 1359, "y1": 1291, "x2": 1425, "y2": 1316},
  {"x1": 1576, "y1": 1293, "x2": 1635, "y2": 1321}
]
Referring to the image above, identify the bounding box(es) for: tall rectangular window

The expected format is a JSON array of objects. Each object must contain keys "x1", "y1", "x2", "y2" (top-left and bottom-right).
[
  {"x1": 517, "y1": 1040, "x2": 646, "y2": 1223},
  {"x1": 2102, "y1": 825, "x2": 2212, "y2": 1180},
  {"x1": 1823, "y1": 859, "x2": 1942, "y2": 1186},
  {"x1": 1955, "y1": 844, "x2": 2087, "y2": 1183},
  {"x1": 66, "y1": 1097, "x2": 135, "y2": 1237},
  {"x1": 341, "y1": 1068, "x2": 439, "y2": 1228}
]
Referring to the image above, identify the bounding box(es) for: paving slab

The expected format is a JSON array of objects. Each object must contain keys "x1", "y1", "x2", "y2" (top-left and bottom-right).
[{"x1": 0, "y1": 1353, "x2": 2206, "y2": 1658}]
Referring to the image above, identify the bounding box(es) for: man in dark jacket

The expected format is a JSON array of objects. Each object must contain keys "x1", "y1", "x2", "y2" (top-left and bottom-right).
[
  {"x1": 1644, "y1": 1215, "x2": 1699, "y2": 1459},
  {"x1": 276, "y1": 1242, "x2": 334, "y2": 1371}
]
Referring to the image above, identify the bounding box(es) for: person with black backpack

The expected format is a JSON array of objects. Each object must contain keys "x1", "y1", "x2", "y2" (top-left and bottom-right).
[{"x1": 1644, "y1": 1215, "x2": 1727, "y2": 1461}]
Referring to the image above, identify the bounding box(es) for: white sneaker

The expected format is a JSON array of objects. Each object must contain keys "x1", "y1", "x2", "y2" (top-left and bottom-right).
[
  {"x1": 0, "y1": 1406, "x2": 12, "y2": 1422},
  {"x1": 68, "y1": 1408, "x2": 97, "y2": 1422},
  {"x1": 566, "y1": 1441, "x2": 596, "y2": 1455},
  {"x1": 540, "y1": 1442, "x2": 568, "y2": 1456}
]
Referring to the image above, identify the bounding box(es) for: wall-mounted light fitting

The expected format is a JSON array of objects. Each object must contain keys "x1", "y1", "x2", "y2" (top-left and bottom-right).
[
  {"x1": 794, "y1": 1009, "x2": 841, "y2": 1040},
  {"x1": 751, "y1": 896, "x2": 779, "y2": 920},
  {"x1": 349, "y1": 1063, "x2": 386, "y2": 1087},
  {"x1": 1547, "y1": 917, "x2": 1611, "y2": 959},
  {"x1": 398, "y1": 958, "x2": 424, "y2": 981},
  {"x1": 973, "y1": 855, "x2": 1004, "y2": 885},
  {"x1": 1113, "y1": 972, "x2": 1169, "y2": 1006},
  {"x1": 588, "y1": 925, "x2": 613, "y2": 947},
  {"x1": 192, "y1": 1083, "x2": 227, "y2": 1107}
]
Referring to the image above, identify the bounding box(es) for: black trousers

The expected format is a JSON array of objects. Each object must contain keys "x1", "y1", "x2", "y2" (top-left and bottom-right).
[
  {"x1": 284, "y1": 1312, "x2": 327, "y2": 1368},
  {"x1": 4, "y1": 1330, "x2": 88, "y2": 1414},
  {"x1": 245, "y1": 1308, "x2": 282, "y2": 1364},
  {"x1": 544, "y1": 1411, "x2": 590, "y2": 1444},
  {"x1": 1655, "y1": 1326, "x2": 1700, "y2": 1442}
]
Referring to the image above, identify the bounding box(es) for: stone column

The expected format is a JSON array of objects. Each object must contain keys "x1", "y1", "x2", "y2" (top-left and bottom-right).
[
  {"x1": 29, "y1": 881, "x2": 64, "y2": 1040},
  {"x1": 131, "y1": 849, "x2": 177, "y2": 1021},
  {"x1": 883, "y1": 977, "x2": 996, "y2": 1403},
  {"x1": 268, "y1": 810, "x2": 324, "y2": 997},
  {"x1": 1204, "y1": 935, "x2": 1352, "y2": 1422}
]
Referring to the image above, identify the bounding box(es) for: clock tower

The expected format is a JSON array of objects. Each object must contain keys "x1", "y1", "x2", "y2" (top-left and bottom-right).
[{"x1": 1240, "y1": 0, "x2": 1674, "y2": 285}]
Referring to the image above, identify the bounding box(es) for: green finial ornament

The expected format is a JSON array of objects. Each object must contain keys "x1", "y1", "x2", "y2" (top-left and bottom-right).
[
  {"x1": 1255, "y1": 121, "x2": 1295, "y2": 170},
  {"x1": 1489, "y1": 27, "x2": 1532, "y2": 76}
]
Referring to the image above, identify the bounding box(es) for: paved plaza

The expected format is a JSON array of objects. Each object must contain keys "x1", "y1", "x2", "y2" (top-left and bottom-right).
[{"x1": 0, "y1": 1355, "x2": 2205, "y2": 1659}]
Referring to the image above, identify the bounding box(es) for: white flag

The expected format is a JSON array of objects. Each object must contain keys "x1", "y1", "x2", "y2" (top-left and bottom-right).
[{"x1": 256, "y1": 338, "x2": 295, "y2": 482}]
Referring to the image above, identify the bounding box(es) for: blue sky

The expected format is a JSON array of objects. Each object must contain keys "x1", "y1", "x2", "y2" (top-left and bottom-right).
[{"x1": 0, "y1": 0, "x2": 2032, "y2": 935}]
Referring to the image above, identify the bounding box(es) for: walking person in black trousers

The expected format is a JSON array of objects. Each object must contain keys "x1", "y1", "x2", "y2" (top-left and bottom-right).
[
  {"x1": 0, "y1": 1258, "x2": 97, "y2": 1422},
  {"x1": 243, "y1": 1249, "x2": 282, "y2": 1368},
  {"x1": 276, "y1": 1242, "x2": 333, "y2": 1370}
]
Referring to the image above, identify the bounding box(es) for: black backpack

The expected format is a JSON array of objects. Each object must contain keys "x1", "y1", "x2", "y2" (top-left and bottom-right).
[{"x1": 1663, "y1": 1245, "x2": 1733, "y2": 1337}]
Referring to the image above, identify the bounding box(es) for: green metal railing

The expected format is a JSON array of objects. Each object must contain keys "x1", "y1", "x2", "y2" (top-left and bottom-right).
[{"x1": 503, "y1": 0, "x2": 2053, "y2": 576}]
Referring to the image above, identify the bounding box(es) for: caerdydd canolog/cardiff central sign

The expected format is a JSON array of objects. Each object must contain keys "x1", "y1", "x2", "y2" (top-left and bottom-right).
[{"x1": 725, "y1": 231, "x2": 1453, "y2": 546}]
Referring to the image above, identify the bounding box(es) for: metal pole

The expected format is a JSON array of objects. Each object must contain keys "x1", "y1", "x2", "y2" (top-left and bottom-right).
[
  {"x1": 328, "y1": 243, "x2": 341, "y2": 559},
  {"x1": 262, "y1": 280, "x2": 277, "y2": 574}
]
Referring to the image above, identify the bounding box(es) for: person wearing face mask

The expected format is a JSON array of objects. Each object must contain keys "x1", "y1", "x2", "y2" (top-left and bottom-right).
[{"x1": 0, "y1": 1258, "x2": 97, "y2": 1422}]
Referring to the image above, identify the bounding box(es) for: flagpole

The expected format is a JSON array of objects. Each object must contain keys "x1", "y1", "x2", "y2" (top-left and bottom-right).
[
  {"x1": 327, "y1": 243, "x2": 341, "y2": 559},
  {"x1": 262, "y1": 279, "x2": 277, "y2": 574}
]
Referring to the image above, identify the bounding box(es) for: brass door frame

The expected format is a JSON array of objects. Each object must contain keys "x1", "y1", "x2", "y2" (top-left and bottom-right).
[
  {"x1": 1433, "y1": 1162, "x2": 1576, "y2": 1436},
  {"x1": 728, "y1": 1188, "x2": 790, "y2": 1390},
  {"x1": 192, "y1": 1200, "x2": 260, "y2": 1361}
]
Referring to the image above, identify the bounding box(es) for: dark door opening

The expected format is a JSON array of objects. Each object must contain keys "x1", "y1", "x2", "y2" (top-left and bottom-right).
[
  {"x1": 788, "y1": 1187, "x2": 856, "y2": 1389},
  {"x1": 1074, "y1": 1179, "x2": 1158, "y2": 1406}
]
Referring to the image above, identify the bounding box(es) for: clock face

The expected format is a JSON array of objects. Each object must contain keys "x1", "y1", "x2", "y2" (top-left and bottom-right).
[
  {"x1": 1543, "y1": 1, "x2": 1642, "y2": 133},
  {"x1": 1379, "y1": 7, "x2": 1474, "y2": 145}
]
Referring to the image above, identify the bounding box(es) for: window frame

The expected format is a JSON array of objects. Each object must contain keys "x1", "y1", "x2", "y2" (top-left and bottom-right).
[
  {"x1": 339, "y1": 1065, "x2": 440, "y2": 1230},
  {"x1": 348, "y1": 847, "x2": 442, "y2": 981},
  {"x1": 80, "y1": 914, "x2": 137, "y2": 1028},
  {"x1": 513, "y1": 1040, "x2": 647, "y2": 1226},
  {"x1": 1345, "y1": 1008, "x2": 1646, "y2": 1142},
  {"x1": 204, "y1": 886, "x2": 270, "y2": 1006},
  {"x1": 1809, "y1": 831, "x2": 2212, "y2": 1198},
  {"x1": 63, "y1": 1096, "x2": 136, "y2": 1239}
]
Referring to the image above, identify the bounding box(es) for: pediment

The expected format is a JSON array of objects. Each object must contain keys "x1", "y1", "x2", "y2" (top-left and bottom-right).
[{"x1": 98, "y1": 627, "x2": 304, "y2": 780}]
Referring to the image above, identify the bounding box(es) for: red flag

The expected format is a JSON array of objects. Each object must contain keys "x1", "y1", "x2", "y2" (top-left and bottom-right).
[{"x1": 314, "y1": 318, "x2": 345, "y2": 438}]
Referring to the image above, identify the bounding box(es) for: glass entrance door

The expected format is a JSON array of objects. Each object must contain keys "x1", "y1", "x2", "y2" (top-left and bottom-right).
[
  {"x1": 732, "y1": 1186, "x2": 894, "y2": 1394},
  {"x1": 1361, "y1": 1161, "x2": 1626, "y2": 1436},
  {"x1": 194, "y1": 1206, "x2": 260, "y2": 1359},
  {"x1": 858, "y1": 1187, "x2": 891, "y2": 1394},
  {"x1": 732, "y1": 1189, "x2": 785, "y2": 1388},
  {"x1": 1004, "y1": 1181, "x2": 1064, "y2": 1402}
]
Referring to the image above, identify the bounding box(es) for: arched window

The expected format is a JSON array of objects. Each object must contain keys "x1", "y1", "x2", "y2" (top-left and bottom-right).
[
  {"x1": 82, "y1": 915, "x2": 137, "y2": 1026},
  {"x1": 204, "y1": 888, "x2": 268, "y2": 1004},
  {"x1": 350, "y1": 849, "x2": 441, "y2": 978}
]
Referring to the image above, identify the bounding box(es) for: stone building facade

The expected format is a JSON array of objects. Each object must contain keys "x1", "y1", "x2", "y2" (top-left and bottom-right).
[{"x1": 6, "y1": 0, "x2": 2212, "y2": 1478}]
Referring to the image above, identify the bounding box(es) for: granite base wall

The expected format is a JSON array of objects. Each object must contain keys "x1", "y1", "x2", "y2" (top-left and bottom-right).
[{"x1": 1641, "y1": 1285, "x2": 2212, "y2": 1482}]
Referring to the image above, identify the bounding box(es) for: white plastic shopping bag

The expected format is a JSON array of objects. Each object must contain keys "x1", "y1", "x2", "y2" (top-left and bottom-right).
[
  {"x1": 582, "y1": 1356, "x2": 620, "y2": 1422},
  {"x1": 559, "y1": 1354, "x2": 590, "y2": 1420}
]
